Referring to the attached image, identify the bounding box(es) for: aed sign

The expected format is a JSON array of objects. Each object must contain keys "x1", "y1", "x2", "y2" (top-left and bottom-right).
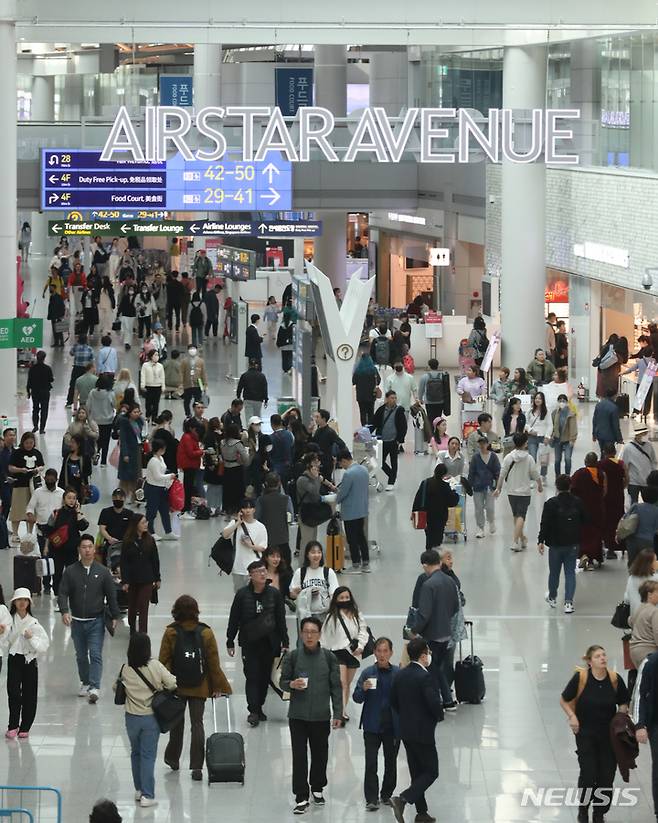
[{"x1": 100, "y1": 106, "x2": 582, "y2": 165}]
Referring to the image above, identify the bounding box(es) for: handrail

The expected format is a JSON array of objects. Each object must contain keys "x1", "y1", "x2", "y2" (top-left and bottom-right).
[{"x1": 0, "y1": 786, "x2": 62, "y2": 823}]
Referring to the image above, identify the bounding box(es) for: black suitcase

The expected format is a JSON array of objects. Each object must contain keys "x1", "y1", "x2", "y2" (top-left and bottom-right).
[
  {"x1": 13, "y1": 556, "x2": 40, "y2": 595},
  {"x1": 206, "y1": 697, "x2": 245, "y2": 785},
  {"x1": 615, "y1": 393, "x2": 630, "y2": 418},
  {"x1": 454, "y1": 620, "x2": 485, "y2": 704}
]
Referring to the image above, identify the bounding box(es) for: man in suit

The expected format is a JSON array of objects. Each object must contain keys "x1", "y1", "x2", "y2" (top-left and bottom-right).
[
  {"x1": 245, "y1": 314, "x2": 263, "y2": 367},
  {"x1": 389, "y1": 637, "x2": 443, "y2": 823}
]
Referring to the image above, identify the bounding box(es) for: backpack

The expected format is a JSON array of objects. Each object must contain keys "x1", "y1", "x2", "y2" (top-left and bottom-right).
[
  {"x1": 300, "y1": 566, "x2": 330, "y2": 586},
  {"x1": 171, "y1": 623, "x2": 208, "y2": 687},
  {"x1": 373, "y1": 335, "x2": 390, "y2": 365},
  {"x1": 425, "y1": 373, "x2": 445, "y2": 404}
]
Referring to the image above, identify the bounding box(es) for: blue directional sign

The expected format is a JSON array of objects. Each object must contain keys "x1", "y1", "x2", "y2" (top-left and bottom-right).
[
  {"x1": 41, "y1": 150, "x2": 292, "y2": 212},
  {"x1": 159, "y1": 75, "x2": 193, "y2": 107}
]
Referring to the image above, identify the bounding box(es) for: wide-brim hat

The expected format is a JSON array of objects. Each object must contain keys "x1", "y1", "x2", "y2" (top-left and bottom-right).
[
  {"x1": 635, "y1": 425, "x2": 649, "y2": 436},
  {"x1": 11, "y1": 587, "x2": 32, "y2": 603}
]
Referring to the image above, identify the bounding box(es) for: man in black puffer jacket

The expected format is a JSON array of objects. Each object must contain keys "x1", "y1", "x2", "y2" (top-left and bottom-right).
[{"x1": 226, "y1": 559, "x2": 289, "y2": 727}]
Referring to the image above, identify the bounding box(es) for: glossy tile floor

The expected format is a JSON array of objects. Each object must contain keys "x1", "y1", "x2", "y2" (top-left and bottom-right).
[{"x1": 0, "y1": 257, "x2": 654, "y2": 822}]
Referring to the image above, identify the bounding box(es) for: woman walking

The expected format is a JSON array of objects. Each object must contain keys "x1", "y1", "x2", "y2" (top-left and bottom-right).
[
  {"x1": 598, "y1": 442, "x2": 628, "y2": 560},
  {"x1": 98, "y1": 276, "x2": 116, "y2": 335},
  {"x1": 159, "y1": 595, "x2": 232, "y2": 781},
  {"x1": 277, "y1": 316, "x2": 294, "y2": 374},
  {"x1": 177, "y1": 419, "x2": 205, "y2": 517},
  {"x1": 494, "y1": 432, "x2": 542, "y2": 552},
  {"x1": 59, "y1": 434, "x2": 90, "y2": 502},
  {"x1": 263, "y1": 546, "x2": 293, "y2": 600},
  {"x1": 140, "y1": 350, "x2": 165, "y2": 424},
  {"x1": 144, "y1": 440, "x2": 177, "y2": 540},
  {"x1": 86, "y1": 375, "x2": 116, "y2": 466},
  {"x1": 43, "y1": 487, "x2": 89, "y2": 595},
  {"x1": 571, "y1": 453, "x2": 606, "y2": 570},
  {"x1": 551, "y1": 393, "x2": 578, "y2": 477},
  {"x1": 151, "y1": 411, "x2": 178, "y2": 473},
  {"x1": 118, "y1": 405, "x2": 144, "y2": 503},
  {"x1": 8, "y1": 432, "x2": 44, "y2": 545},
  {"x1": 525, "y1": 391, "x2": 552, "y2": 481},
  {"x1": 117, "y1": 632, "x2": 177, "y2": 808},
  {"x1": 64, "y1": 407, "x2": 99, "y2": 471},
  {"x1": 120, "y1": 514, "x2": 161, "y2": 634},
  {"x1": 321, "y1": 586, "x2": 370, "y2": 725},
  {"x1": 202, "y1": 417, "x2": 224, "y2": 516},
  {"x1": 220, "y1": 423, "x2": 250, "y2": 517},
  {"x1": 412, "y1": 463, "x2": 460, "y2": 549},
  {"x1": 1, "y1": 588, "x2": 49, "y2": 739},
  {"x1": 135, "y1": 284, "x2": 156, "y2": 340},
  {"x1": 117, "y1": 283, "x2": 137, "y2": 351},
  {"x1": 559, "y1": 645, "x2": 629, "y2": 823},
  {"x1": 289, "y1": 541, "x2": 339, "y2": 626},
  {"x1": 352, "y1": 352, "x2": 381, "y2": 426}
]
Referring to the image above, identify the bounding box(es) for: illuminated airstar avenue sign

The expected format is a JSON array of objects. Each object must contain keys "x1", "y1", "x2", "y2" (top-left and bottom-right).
[{"x1": 101, "y1": 105, "x2": 582, "y2": 166}]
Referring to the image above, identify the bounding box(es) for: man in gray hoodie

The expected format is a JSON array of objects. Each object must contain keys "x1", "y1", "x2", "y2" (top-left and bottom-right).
[{"x1": 495, "y1": 432, "x2": 543, "y2": 552}]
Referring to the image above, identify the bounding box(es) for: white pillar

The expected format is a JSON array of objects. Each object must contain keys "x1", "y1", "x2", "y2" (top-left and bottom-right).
[
  {"x1": 370, "y1": 51, "x2": 409, "y2": 116},
  {"x1": 193, "y1": 44, "x2": 222, "y2": 251},
  {"x1": 313, "y1": 211, "x2": 346, "y2": 292},
  {"x1": 570, "y1": 40, "x2": 601, "y2": 167},
  {"x1": 500, "y1": 45, "x2": 547, "y2": 363},
  {"x1": 314, "y1": 45, "x2": 347, "y2": 117},
  {"x1": 0, "y1": 5, "x2": 17, "y2": 408},
  {"x1": 293, "y1": 238, "x2": 305, "y2": 279},
  {"x1": 30, "y1": 75, "x2": 54, "y2": 121},
  {"x1": 29, "y1": 210, "x2": 49, "y2": 257}
]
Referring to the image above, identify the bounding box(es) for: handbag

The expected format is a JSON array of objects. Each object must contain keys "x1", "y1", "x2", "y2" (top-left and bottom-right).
[
  {"x1": 209, "y1": 533, "x2": 236, "y2": 575},
  {"x1": 112, "y1": 319, "x2": 121, "y2": 331},
  {"x1": 611, "y1": 601, "x2": 631, "y2": 630},
  {"x1": 36, "y1": 557, "x2": 55, "y2": 577},
  {"x1": 337, "y1": 612, "x2": 376, "y2": 660},
  {"x1": 269, "y1": 653, "x2": 290, "y2": 701},
  {"x1": 622, "y1": 633, "x2": 635, "y2": 671},
  {"x1": 109, "y1": 443, "x2": 120, "y2": 469},
  {"x1": 168, "y1": 478, "x2": 184, "y2": 512},
  {"x1": 403, "y1": 606, "x2": 418, "y2": 640},
  {"x1": 299, "y1": 497, "x2": 332, "y2": 528},
  {"x1": 48, "y1": 522, "x2": 70, "y2": 549},
  {"x1": 598, "y1": 347, "x2": 619, "y2": 371},
  {"x1": 133, "y1": 667, "x2": 185, "y2": 733},
  {"x1": 114, "y1": 664, "x2": 127, "y2": 705},
  {"x1": 616, "y1": 510, "x2": 639, "y2": 542},
  {"x1": 411, "y1": 479, "x2": 428, "y2": 530}
]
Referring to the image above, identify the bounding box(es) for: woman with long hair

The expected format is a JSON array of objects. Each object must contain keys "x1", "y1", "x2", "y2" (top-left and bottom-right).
[
  {"x1": 559, "y1": 645, "x2": 629, "y2": 822},
  {"x1": 624, "y1": 549, "x2": 658, "y2": 617},
  {"x1": 263, "y1": 546, "x2": 293, "y2": 600},
  {"x1": 64, "y1": 406, "x2": 99, "y2": 468},
  {"x1": 120, "y1": 514, "x2": 161, "y2": 634},
  {"x1": 429, "y1": 417, "x2": 449, "y2": 456},
  {"x1": 144, "y1": 440, "x2": 177, "y2": 540},
  {"x1": 59, "y1": 434, "x2": 90, "y2": 501},
  {"x1": 202, "y1": 417, "x2": 224, "y2": 516},
  {"x1": 352, "y1": 352, "x2": 381, "y2": 426},
  {"x1": 502, "y1": 397, "x2": 526, "y2": 439},
  {"x1": 177, "y1": 419, "x2": 206, "y2": 517},
  {"x1": 43, "y1": 487, "x2": 89, "y2": 595},
  {"x1": 289, "y1": 541, "x2": 339, "y2": 625},
  {"x1": 220, "y1": 423, "x2": 250, "y2": 516},
  {"x1": 321, "y1": 586, "x2": 370, "y2": 725},
  {"x1": 8, "y1": 432, "x2": 44, "y2": 544},
  {"x1": 508, "y1": 366, "x2": 535, "y2": 398},
  {"x1": 151, "y1": 410, "x2": 178, "y2": 473},
  {"x1": 412, "y1": 463, "x2": 460, "y2": 549},
  {"x1": 526, "y1": 391, "x2": 551, "y2": 480},
  {"x1": 98, "y1": 275, "x2": 116, "y2": 335},
  {"x1": 114, "y1": 368, "x2": 137, "y2": 409},
  {"x1": 118, "y1": 632, "x2": 177, "y2": 807},
  {"x1": 118, "y1": 404, "x2": 144, "y2": 503}
]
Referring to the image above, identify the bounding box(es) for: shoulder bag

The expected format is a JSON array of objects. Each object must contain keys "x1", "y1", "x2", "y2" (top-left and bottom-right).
[
  {"x1": 337, "y1": 611, "x2": 376, "y2": 659},
  {"x1": 611, "y1": 601, "x2": 631, "y2": 630},
  {"x1": 114, "y1": 664, "x2": 126, "y2": 705},
  {"x1": 299, "y1": 492, "x2": 332, "y2": 527},
  {"x1": 133, "y1": 666, "x2": 185, "y2": 733},
  {"x1": 616, "y1": 508, "x2": 639, "y2": 542}
]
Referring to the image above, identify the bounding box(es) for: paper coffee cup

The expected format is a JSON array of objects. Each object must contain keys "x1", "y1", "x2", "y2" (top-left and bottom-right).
[
  {"x1": 300, "y1": 677, "x2": 309, "y2": 689},
  {"x1": 367, "y1": 677, "x2": 377, "y2": 689}
]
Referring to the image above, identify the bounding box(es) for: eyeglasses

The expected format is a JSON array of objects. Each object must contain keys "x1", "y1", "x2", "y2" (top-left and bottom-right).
[{"x1": 302, "y1": 628, "x2": 320, "y2": 635}]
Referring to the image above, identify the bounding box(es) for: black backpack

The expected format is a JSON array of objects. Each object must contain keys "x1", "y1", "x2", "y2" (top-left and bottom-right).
[
  {"x1": 373, "y1": 335, "x2": 390, "y2": 365},
  {"x1": 425, "y1": 373, "x2": 445, "y2": 404},
  {"x1": 171, "y1": 623, "x2": 208, "y2": 687}
]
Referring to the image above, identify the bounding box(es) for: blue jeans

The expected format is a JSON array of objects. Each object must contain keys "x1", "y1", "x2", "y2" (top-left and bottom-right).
[
  {"x1": 70, "y1": 616, "x2": 105, "y2": 689},
  {"x1": 125, "y1": 713, "x2": 160, "y2": 799},
  {"x1": 527, "y1": 435, "x2": 547, "y2": 477},
  {"x1": 144, "y1": 482, "x2": 172, "y2": 534},
  {"x1": 553, "y1": 441, "x2": 574, "y2": 477},
  {"x1": 547, "y1": 545, "x2": 577, "y2": 602}
]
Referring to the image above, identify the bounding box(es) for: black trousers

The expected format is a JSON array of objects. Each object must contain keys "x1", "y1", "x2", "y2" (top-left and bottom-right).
[
  {"x1": 363, "y1": 731, "x2": 399, "y2": 803},
  {"x1": 67, "y1": 365, "x2": 86, "y2": 404},
  {"x1": 205, "y1": 317, "x2": 218, "y2": 336},
  {"x1": 31, "y1": 391, "x2": 50, "y2": 431},
  {"x1": 97, "y1": 423, "x2": 113, "y2": 464},
  {"x1": 241, "y1": 639, "x2": 275, "y2": 713},
  {"x1": 426, "y1": 403, "x2": 447, "y2": 425},
  {"x1": 167, "y1": 304, "x2": 181, "y2": 330},
  {"x1": 358, "y1": 400, "x2": 375, "y2": 426},
  {"x1": 144, "y1": 386, "x2": 162, "y2": 422},
  {"x1": 400, "y1": 739, "x2": 439, "y2": 814},
  {"x1": 182, "y1": 469, "x2": 198, "y2": 513},
  {"x1": 7, "y1": 654, "x2": 38, "y2": 733},
  {"x1": 575, "y1": 731, "x2": 617, "y2": 815},
  {"x1": 344, "y1": 517, "x2": 369, "y2": 564},
  {"x1": 649, "y1": 726, "x2": 658, "y2": 817},
  {"x1": 382, "y1": 440, "x2": 399, "y2": 485},
  {"x1": 137, "y1": 315, "x2": 152, "y2": 338},
  {"x1": 289, "y1": 719, "x2": 330, "y2": 802},
  {"x1": 424, "y1": 518, "x2": 445, "y2": 550},
  {"x1": 183, "y1": 386, "x2": 202, "y2": 417},
  {"x1": 282, "y1": 350, "x2": 293, "y2": 372}
]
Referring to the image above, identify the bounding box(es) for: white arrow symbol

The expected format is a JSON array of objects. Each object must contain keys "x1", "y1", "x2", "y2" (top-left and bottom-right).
[
  {"x1": 189, "y1": 223, "x2": 199, "y2": 234},
  {"x1": 51, "y1": 223, "x2": 61, "y2": 234},
  {"x1": 48, "y1": 174, "x2": 58, "y2": 185},
  {"x1": 258, "y1": 223, "x2": 268, "y2": 233},
  {"x1": 48, "y1": 156, "x2": 59, "y2": 166},
  {"x1": 48, "y1": 193, "x2": 59, "y2": 204},
  {"x1": 121, "y1": 223, "x2": 130, "y2": 234},
  {"x1": 262, "y1": 188, "x2": 280, "y2": 207},
  {"x1": 262, "y1": 162, "x2": 280, "y2": 185}
]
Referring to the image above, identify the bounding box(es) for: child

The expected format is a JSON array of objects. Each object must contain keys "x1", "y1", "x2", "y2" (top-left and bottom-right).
[
  {"x1": 263, "y1": 296, "x2": 279, "y2": 340},
  {"x1": 163, "y1": 349, "x2": 182, "y2": 399},
  {"x1": 2, "y1": 588, "x2": 49, "y2": 738}
]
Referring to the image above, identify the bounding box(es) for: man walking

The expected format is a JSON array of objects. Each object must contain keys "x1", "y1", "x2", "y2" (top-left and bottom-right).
[
  {"x1": 418, "y1": 358, "x2": 450, "y2": 424},
  {"x1": 58, "y1": 534, "x2": 119, "y2": 704},
  {"x1": 352, "y1": 637, "x2": 400, "y2": 811},
  {"x1": 192, "y1": 248, "x2": 213, "y2": 295},
  {"x1": 280, "y1": 616, "x2": 342, "y2": 815},
  {"x1": 237, "y1": 360, "x2": 269, "y2": 422},
  {"x1": 204, "y1": 283, "x2": 222, "y2": 337},
  {"x1": 592, "y1": 388, "x2": 623, "y2": 455},
  {"x1": 373, "y1": 391, "x2": 407, "y2": 491},
  {"x1": 621, "y1": 424, "x2": 657, "y2": 504},
  {"x1": 66, "y1": 334, "x2": 94, "y2": 407},
  {"x1": 269, "y1": 414, "x2": 295, "y2": 482},
  {"x1": 26, "y1": 350, "x2": 54, "y2": 434},
  {"x1": 245, "y1": 314, "x2": 263, "y2": 367},
  {"x1": 336, "y1": 449, "x2": 371, "y2": 573},
  {"x1": 390, "y1": 637, "x2": 444, "y2": 823},
  {"x1": 413, "y1": 550, "x2": 460, "y2": 711},
  {"x1": 538, "y1": 474, "x2": 587, "y2": 615},
  {"x1": 226, "y1": 559, "x2": 289, "y2": 727},
  {"x1": 180, "y1": 344, "x2": 208, "y2": 417}
]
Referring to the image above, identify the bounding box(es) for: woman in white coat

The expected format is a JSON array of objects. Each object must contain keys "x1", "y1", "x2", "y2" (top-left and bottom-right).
[
  {"x1": 321, "y1": 586, "x2": 370, "y2": 725},
  {"x1": 525, "y1": 391, "x2": 553, "y2": 480},
  {"x1": 140, "y1": 350, "x2": 166, "y2": 424},
  {"x1": 0, "y1": 588, "x2": 49, "y2": 739}
]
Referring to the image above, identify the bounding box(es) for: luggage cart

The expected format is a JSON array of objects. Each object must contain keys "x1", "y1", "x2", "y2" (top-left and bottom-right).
[
  {"x1": 444, "y1": 480, "x2": 467, "y2": 543},
  {"x1": 353, "y1": 428, "x2": 386, "y2": 492}
]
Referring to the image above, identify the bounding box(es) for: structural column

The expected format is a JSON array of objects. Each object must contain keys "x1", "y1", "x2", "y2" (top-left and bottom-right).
[
  {"x1": 193, "y1": 44, "x2": 222, "y2": 252},
  {"x1": 570, "y1": 40, "x2": 601, "y2": 167},
  {"x1": 500, "y1": 45, "x2": 547, "y2": 363},
  {"x1": 314, "y1": 46, "x2": 347, "y2": 292},
  {"x1": 0, "y1": 3, "x2": 17, "y2": 409},
  {"x1": 30, "y1": 75, "x2": 55, "y2": 121},
  {"x1": 369, "y1": 50, "x2": 409, "y2": 116}
]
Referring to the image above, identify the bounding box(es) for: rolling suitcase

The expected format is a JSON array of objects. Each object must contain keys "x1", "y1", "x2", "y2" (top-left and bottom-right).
[
  {"x1": 325, "y1": 514, "x2": 345, "y2": 572},
  {"x1": 454, "y1": 620, "x2": 485, "y2": 704},
  {"x1": 206, "y1": 697, "x2": 245, "y2": 785},
  {"x1": 13, "y1": 555, "x2": 40, "y2": 595}
]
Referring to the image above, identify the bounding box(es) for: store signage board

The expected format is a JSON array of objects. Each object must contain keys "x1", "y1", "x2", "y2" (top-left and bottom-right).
[
  {"x1": 275, "y1": 68, "x2": 313, "y2": 116},
  {"x1": 573, "y1": 241, "x2": 629, "y2": 269},
  {"x1": 48, "y1": 219, "x2": 322, "y2": 238},
  {"x1": 41, "y1": 149, "x2": 292, "y2": 212},
  {"x1": 424, "y1": 311, "x2": 443, "y2": 339},
  {"x1": 159, "y1": 76, "x2": 193, "y2": 107}
]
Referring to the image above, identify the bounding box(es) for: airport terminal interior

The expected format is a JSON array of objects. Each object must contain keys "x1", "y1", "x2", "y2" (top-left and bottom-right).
[{"x1": 2, "y1": 1, "x2": 658, "y2": 821}]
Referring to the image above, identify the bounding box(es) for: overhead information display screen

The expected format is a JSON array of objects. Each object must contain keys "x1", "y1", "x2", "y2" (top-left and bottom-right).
[
  {"x1": 41, "y1": 150, "x2": 292, "y2": 212},
  {"x1": 215, "y1": 246, "x2": 257, "y2": 281}
]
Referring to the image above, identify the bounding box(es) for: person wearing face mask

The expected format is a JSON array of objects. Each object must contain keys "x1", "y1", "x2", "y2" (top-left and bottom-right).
[
  {"x1": 97, "y1": 488, "x2": 133, "y2": 565},
  {"x1": 551, "y1": 393, "x2": 578, "y2": 477},
  {"x1": 180, "y1": 344, "x2": 208, "y2": 418},
  {"x1": 117, "y1": 283, "x2": 137, "y2": 351},
  {"x1": 140, "y1": 350, "x2": 165, "y2": 424},
  {"x1": 384, "y1": 361, "x2": 418, "y2": 430},
  {"x1": 621, "y1": 424, "x2": 657, "y2": 504},
  {"x1": 134, "y1": 285, "x2": 156, "y2": 340},
  {"x1": 188, "y1": 289, "x2": 206, "y2": 348},
  {"x1": 26, "y1": 469, "x2": 63, "y2": 594},
  {"x1": 117, "y1": 405, "x2": 145, "y2": 503},
  {"x1": 43, "y1": 487, "x2": 89, "y2": 596}
]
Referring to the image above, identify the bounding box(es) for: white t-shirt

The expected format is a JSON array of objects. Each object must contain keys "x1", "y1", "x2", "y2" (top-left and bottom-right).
[
  {"x1": 368, "y1": 328, "x2": 392, "y2": 341},
  {"x1": 26, "y1": 486, "x2": 64, "y2": 525},
  {"x1": 290, "y1": 565, "x2": 339, "y2": 613},
  {"x1": 229, "y1": 519, "x2": 269, "y2": 575}
]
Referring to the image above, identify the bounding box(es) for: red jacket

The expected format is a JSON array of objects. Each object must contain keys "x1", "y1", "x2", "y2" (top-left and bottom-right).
[{"x1": 176, "y1": 431, "x2": 203, "y2": 470}]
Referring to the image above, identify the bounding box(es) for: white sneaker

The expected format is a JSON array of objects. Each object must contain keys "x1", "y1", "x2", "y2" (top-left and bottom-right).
[
  {"x1": 88, "y1": 688, "x2": 99, "y2": 704},
  {"x1": 151, "y1": 533, "x2": 162, "y2": 541},
  {"x1": 180, "y1": 511, "x2": 196, "y2": 520},
  {"x1": 78, "y1": 683, "x2": 89, "y2": 698},
  {"x1": 385, "y1": 484, "x2": 395, "y2": 492},
  {"x1": 564, "y1": 601, "x2": 575, "y2": 614},
  {"x1": 160, "y1": 532, "x2": 178, "y2": 541},
  {"x1": 475, "y1": 529, "x2": 485, "y2": 539},
  {"x1": 134, "y1": 791, "x2": 142, "y2": 802},
  {"x1": 545, "y1": 594, "x2": 557, "y2": 608},
  {"x1": 139, "y1": 797, "x2": 158, "y2": 808},
  {"x1": 489, "y1": 522, "x2": 496, "y2": 534}
]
